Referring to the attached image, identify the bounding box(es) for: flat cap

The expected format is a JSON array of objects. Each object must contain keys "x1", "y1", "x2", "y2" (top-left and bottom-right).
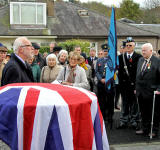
[
  {"x1": 32, "y1": 42, "x2": 40, "y2": 49},
  {"x1": 53, "y1": 46, "x2": 62, "y2": 52},
  {"x1": 0, "y1": 46, "x2": 8, "y2": 52}
]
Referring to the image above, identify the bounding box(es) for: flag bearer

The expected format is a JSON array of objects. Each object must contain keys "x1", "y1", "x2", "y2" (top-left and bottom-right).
[{"x1": 95, "y1": 44, "x2": 115, "y2": 126}]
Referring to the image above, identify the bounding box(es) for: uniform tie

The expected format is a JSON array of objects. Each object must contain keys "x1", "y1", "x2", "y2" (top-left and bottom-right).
[{"x1": 128, "y1": 55, "x2": 130, "y2": 59}]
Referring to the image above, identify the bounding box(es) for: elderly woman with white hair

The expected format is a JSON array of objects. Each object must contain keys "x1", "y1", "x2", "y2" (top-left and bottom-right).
[
  {"x1": 40, "y1": 54, "x2": 62, "y2": 83},
  {"x1": 58, "y1": 49, "x2": 68, "y2": 66}
]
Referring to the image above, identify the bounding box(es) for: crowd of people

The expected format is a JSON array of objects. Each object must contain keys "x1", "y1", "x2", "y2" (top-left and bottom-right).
[{"x1": 0, "y1": 36, "x2": 160, "y2": 138}]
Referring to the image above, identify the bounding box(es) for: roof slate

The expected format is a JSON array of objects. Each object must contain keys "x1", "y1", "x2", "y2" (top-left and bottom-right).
[
  {"x1": 129, "y1": 24, "x2": 160, "y2": 37},
  {"x1": 0, "y1": 2, "x2": 158, "y2": 37}
]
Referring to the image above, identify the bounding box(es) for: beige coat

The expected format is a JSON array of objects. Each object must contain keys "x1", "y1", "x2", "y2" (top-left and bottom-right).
[
  {"x1": 0, "y1": 59, "x2": 7, "y2": 86},
  {"x1": 40, "y1": 65, "x2": 62, "y2": 83}
]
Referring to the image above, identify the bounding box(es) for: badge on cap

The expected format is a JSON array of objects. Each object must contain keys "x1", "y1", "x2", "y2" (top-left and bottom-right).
[
  {"x1": 126, "y1": 37, "x2": 135, "y2": 43},
  {"x1": 101, "y1": 43, "x2": 110, "y2": 51}
]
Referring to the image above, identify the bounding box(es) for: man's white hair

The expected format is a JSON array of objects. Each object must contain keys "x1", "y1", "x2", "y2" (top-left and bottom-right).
[
  {"x1": 46, "y1": 53, "x2": 58, "y2": 66},
  {"x1": 13, "y1": 37, "x2": 29, "y2": 53},
  {"x1": 142, "y1": 43, "x2": 153, "y2": 51}
]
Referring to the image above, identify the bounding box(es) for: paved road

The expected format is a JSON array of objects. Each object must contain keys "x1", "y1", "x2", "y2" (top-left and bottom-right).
[{"x1": 106, "y1": 111, "x2": 160, "y2": 150}]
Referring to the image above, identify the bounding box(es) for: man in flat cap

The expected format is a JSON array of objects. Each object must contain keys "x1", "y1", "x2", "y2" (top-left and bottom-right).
[
  {"x1": 0, "y1": 45, "x2": 8, "y2": 86},
  {"x1": 32, "y1": 42, "x2": 46, "y2": 69},
  {"x1": 95, "y1": 43, "x2": 115, "y2": 127},
  {"x1": 53, "y1": 46, "x2": 62, "y2": 56},
  {"x1": 117, "y1": 37, "x2": 142, "y2": 129}
]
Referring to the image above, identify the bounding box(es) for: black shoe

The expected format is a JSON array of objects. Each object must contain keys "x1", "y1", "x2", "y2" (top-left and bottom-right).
[
  {"x1": 117, "y1": 124, "x2": 127, "y2": 129},
  {"x1": 148, "y1": 132, "x2": 158, "y2": 138},
  {"x1": 129, "y1": 124, "x2": 137, "y2": 130},
  {"x1": 136, "y1": 129, "x2": 149, "y2": 137},
  {"x1": 136, "y1": 129, "x2": 144, "y2": 135},
  {"x1": 115, "y1": 106, "x2": 120, "y2": 110}
]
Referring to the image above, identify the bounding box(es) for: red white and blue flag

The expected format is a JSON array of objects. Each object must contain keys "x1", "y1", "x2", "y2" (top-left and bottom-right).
[{"x1": 0, "y1": 83, "x2": 109, "y2": 150}]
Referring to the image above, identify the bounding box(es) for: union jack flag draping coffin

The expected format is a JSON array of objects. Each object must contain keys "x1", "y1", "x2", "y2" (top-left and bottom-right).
[{"x1": 0, "y1": 83, "x2": 109, "y2": 150}]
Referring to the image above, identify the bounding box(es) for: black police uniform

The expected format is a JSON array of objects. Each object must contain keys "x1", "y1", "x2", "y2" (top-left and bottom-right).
[
  {"x1": 118, "y1": 38, "x2": 142, "y2": 128},
  {"x1": 95, "y1": 44, "x2": 115, "y2": 125}
]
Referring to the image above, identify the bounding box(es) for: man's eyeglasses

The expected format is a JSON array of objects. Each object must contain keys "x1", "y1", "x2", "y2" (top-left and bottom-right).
[
  {"x1": 126, "y1": 45, "x2": 133, "y2": 47},
  {"x1": 21, "y1": 45, "x2": 32, "y2": 47}
]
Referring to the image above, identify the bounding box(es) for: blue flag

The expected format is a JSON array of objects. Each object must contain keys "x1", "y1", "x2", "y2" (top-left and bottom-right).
[{"x1": 105, "y1": 7, "x2": 119, "y2": 89}]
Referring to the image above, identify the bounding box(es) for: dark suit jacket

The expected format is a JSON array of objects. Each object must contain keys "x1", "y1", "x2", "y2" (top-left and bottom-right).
[
  {"x1": 118, "y1": 52, "x2": 142, "y2": 89},
  {"x1": 136, "y1": 55, "x2": 160, "y2": 99},
  {"x1": 1, "y1": 53, "x2": 34, "y2": 86},
  {"x1": 87, "y1": 56, "x2": 98, "y2": 78},
  {"x1": 87, "y1": 56, "x2": 98, "y2": 66}
]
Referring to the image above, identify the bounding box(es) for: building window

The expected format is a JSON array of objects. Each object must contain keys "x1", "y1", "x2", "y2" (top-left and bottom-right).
[
  {"x1": 78, "y1": 10, "x2": 89, "y2": 17},
  {"x1": 90, "y1": 42, "x2": 98, "y2": 54},
  {"x1": 10, "y1": 2, "x2": 46, "y2": 25},
  {"x1": 135, "y1": 42, "x2": 146, "y2": 54}
]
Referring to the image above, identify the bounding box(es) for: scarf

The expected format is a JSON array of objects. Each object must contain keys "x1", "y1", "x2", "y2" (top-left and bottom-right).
[
  {"x1": 80, "y1": 62, "x2": 88, "y2": 71},
  {"x1": 67, "y1": 66, "x2": 76, "y2": 83}
]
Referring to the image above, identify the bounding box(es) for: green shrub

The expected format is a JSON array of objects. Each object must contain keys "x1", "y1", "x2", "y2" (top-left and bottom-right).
[
  {"x1": 7, "y1": 49, "x2": 14, "y2": 54},
  {"x1": 39, "y1": 46, "x2": 50, "y2": 54},
  {"x1": 58, "y1": 39, "x2": 90, "y2": 56}
]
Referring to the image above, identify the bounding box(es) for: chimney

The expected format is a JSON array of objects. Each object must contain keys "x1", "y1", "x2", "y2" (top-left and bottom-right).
[{"x1": 47, "y1": 0, "x2": 54, "y2": 17}]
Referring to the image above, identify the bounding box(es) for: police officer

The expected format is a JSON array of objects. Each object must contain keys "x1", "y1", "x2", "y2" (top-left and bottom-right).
[
  {"x1": 95, "y1": 43, "x2": 115, "y2": 126},
  {"x1": 118, "y1": 37, "x2": 142, "y2": 129}
]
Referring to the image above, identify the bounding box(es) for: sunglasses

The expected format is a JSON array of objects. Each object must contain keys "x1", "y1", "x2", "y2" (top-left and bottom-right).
[
  {"x1": 126, "y1": 45, "x2": 133, "y2": 47},
  {"x1": 21, "y1": 45, "x2": 33, "y2": 48}
]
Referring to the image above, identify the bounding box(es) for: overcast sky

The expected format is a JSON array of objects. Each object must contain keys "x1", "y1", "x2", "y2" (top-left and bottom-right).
[{"x1": 79, "y1": 0, "x2": 145, "y2": 7}]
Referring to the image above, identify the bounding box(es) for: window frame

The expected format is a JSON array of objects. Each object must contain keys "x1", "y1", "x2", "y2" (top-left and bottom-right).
[
  {"x1": 90, "y1": 42, "x2": 98, "y2": 55},
  {"x1": 135, "y1": 41, "x2": 147, "y2": 54},
  {"x1": 10, "y1": 2, "x2": 46, "y2": 26}
]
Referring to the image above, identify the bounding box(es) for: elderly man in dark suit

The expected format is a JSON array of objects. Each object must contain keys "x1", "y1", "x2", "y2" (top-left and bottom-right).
[
  {"x1": 136, "y1": 43, "x2": 160, "y2": 137},
  {"x1": 1, "y1": 37, "x2": 34, "y2": 86},
  {"x1": 117, "y1": 37, "x2": 142, "y2": 129},
  {"x1": 87, "y1": 48, "x2": 98, "y2": 91}
]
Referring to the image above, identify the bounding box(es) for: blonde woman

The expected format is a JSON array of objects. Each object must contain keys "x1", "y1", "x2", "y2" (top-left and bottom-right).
[
  {"x1": 57, "y1": 51, "x2": 90, "y2": 90},
  {"x1": 40, "y1": 54, "x2": 62, "y2": 83}
]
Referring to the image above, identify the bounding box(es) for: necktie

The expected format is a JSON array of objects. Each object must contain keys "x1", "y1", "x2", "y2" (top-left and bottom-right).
[
  {"x1": 128, "y1": 55, "x2": 130, "y2": 59},
  {"x1": 141, "y1": 60, "x2": 147, "y2": 75},
  {"x1": 91, "y1": 58, "x2": 94, "y2": 77},
  {"x1": 91, "y1": 57, "x2": 93, "y2": 63}
]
